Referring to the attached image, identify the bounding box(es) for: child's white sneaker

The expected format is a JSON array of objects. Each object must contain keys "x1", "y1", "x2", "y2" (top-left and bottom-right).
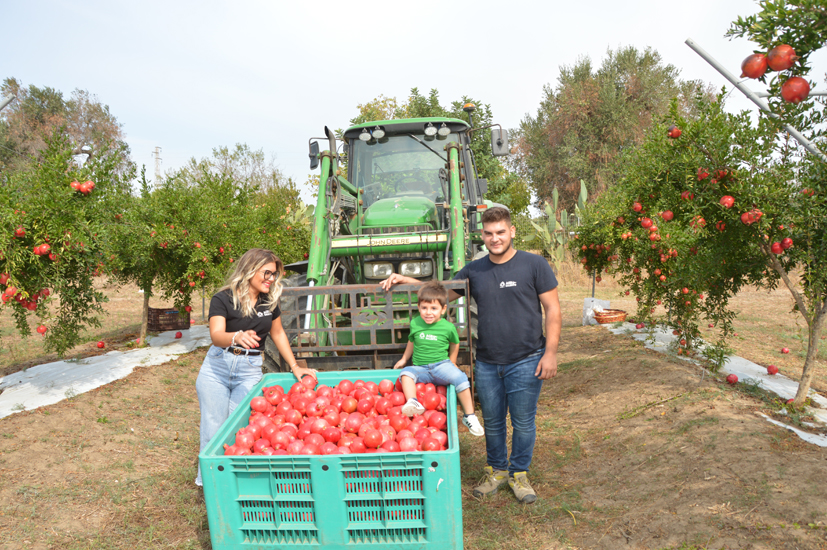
[
  {"x1": 402, "y1": 398, "x2": 425, "y2": 417},
  {"x1": 462, "y1": 414, "x2": 485, "y2": 436}
]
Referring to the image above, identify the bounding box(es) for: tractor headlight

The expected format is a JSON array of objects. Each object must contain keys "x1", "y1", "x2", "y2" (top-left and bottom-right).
[
  {"x1": 399, "y1": 260, "x2": 433, "y2": 278},
  {"x1": 364, "y1": 262, "x2": 394, "y2": 279}
]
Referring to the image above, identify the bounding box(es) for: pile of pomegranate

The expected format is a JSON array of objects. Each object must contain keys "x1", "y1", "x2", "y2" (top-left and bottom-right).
[{"x1": 222, "y1": 376, "x2": 451, "y2": 456}]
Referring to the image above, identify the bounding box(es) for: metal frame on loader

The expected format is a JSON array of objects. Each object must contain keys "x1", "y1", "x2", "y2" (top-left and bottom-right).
[{"x1": 263, "y1": 110, "x2": 510, "y2": 384}]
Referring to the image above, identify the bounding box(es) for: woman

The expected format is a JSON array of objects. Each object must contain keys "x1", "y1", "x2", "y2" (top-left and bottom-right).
[{"x1": 195, "y1": 248, "x2": 315, "y2": 486}]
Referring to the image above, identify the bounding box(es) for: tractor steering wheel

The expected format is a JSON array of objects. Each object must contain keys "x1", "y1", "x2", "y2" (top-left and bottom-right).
[{"x1": 396, "y1": 176, "x2": 431, "y2": 194}]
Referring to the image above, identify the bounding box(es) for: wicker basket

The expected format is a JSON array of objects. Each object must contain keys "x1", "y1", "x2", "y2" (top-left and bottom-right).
[
  {"x1": 147, "y1": 307, "x2": 190, "y2": 332},
  {"x1": 594, "y1": 309, "x2": 627, "y2": 324}
]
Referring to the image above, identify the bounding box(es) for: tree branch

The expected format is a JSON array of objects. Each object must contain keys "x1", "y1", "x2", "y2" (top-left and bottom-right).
[{"x1": 760, "y1": 241, "x2": 811, "y2": 327}]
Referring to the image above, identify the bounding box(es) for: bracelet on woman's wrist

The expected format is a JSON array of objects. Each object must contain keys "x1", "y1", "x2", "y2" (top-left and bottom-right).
[
  {"x1": 290, "y1": 363, "x2": 298, "y2": 370},
  {"x1": 231, "y1": 330, "x2": 241, "y2": 347}
]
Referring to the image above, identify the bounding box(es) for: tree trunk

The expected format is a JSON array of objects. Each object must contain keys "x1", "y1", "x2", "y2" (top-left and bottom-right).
[
  {"x1": 140, "y1": 286, "x2": 150, "y2": 346},
  {"x1": 794, "y1": 304, "x2": 826, "y2": 405}
]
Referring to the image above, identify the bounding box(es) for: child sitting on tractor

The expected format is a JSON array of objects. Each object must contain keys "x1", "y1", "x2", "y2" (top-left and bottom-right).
[{"x1": 394, "y1": 280, "x2": 484, "y2": 436}]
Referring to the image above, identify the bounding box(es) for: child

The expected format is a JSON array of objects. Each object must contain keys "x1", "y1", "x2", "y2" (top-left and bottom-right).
[{"x1": 394, "y1": 281, "x2": 484, "y2": 436}]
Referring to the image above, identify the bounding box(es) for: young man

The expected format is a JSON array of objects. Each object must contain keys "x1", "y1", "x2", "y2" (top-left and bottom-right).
[
  {"x1": 394, "y1": 281, "x2": 484, "y2": 436},
  {"x1": 381, "y1": 206, "x2": 561, "y2": 504}
]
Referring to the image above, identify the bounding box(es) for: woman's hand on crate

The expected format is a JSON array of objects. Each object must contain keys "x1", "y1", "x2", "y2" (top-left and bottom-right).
[{"x1": 292, "y1": 364, "x2": 317, "y2": 382}]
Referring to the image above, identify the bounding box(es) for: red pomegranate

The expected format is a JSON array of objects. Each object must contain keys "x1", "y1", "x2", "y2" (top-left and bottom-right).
[
  {"x1": 766, "y1": 45, "x2": 798, "y2": 71},
  {"x1": 780, "y1": 76, "x2": 810, "y2": 104},
  {"x1": 741, "y1": 53, "x2": 768, "y2": 79}
]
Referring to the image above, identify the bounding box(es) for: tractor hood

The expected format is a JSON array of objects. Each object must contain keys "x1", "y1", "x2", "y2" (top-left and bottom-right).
[{"x1": 362, "y1": 196, "x2": 436, "y2": 228}]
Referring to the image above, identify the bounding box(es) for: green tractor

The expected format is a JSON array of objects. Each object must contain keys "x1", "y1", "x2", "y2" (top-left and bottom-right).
[{"x1": 263, "y1": 107, "x2": 510, "y2": 375}]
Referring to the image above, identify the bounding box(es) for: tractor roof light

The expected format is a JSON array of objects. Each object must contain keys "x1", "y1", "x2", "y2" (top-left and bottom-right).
[
  {"x1": 437, "y1": 123, "x2": 451, "y2": 137},
  {"x1": 372, "y1": 126, "x2": 385, "y2": 139},
  {"x1": 359, "y1": 128, "x2": 371, "y2": 141},
  {"x1": 424, "y1": 122, "x2": 437, "y2": 137},
  {"x1": 462, "y1": 102, "x2": 476, "y2": 113}
]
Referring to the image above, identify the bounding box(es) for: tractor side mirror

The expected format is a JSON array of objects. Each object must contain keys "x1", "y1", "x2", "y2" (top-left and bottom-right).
[
  {"x1": 491, "y1": 128, "x2": 509, "y2": 156},
  {"x1": 477, "y1": 178, "x2": 488, "y2": 197},
  {"x1": 309, "y1": 141, "x2": 319, "y2": 170}
]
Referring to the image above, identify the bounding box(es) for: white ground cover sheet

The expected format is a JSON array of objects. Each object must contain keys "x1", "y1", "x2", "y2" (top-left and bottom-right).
[{"x1": 0, "y1": 326, "x2": 212, "y2": 419}]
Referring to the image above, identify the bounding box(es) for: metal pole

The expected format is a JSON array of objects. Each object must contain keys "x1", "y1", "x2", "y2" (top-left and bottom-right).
[
  {"x1": 0, "y1": 95, "x2": 15, "y2": 112},
  {"x1": 202, "y1": 290, "x2": 206, "y2": 321},
  {"x1": 685, "y1": 38, "x2": 827, "y2": 164},
  {"x1": 591, "y1": 270, "x2": 596, "y2": 298}
]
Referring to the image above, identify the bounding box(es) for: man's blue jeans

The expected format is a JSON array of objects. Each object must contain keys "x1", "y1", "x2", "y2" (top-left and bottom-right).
[{"x1": 474, "y1": 349, "x2": 545, "y2": 474}]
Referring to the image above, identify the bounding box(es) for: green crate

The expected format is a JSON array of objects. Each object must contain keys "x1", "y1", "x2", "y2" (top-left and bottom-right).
[{"x1": 200, "y1": 369, "x2": 463, "y2": 550}]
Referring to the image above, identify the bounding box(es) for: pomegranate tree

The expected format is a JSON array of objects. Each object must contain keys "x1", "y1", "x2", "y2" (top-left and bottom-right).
[
  {"x1": 1, "y1": 132, "x2": 133, "y2": 355},
  {"x1": 573, "y1": 93, "x2": 826, "y2": 405},
  {"x1": 727, "y1": 0, "x2": 827, "y2": 405}
]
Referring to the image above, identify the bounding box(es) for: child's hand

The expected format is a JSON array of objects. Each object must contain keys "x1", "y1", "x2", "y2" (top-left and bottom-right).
[{"x1": 394, "y1": 359, "x2": 406, "y2": 369}]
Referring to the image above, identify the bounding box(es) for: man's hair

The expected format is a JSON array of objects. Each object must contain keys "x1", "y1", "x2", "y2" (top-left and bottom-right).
[
  {"x1": 417, "y1": 280, "x2": 448, "y2": 307},
  {"x1": 481, "y1": 206, "x2": 512, "y2": 226}
]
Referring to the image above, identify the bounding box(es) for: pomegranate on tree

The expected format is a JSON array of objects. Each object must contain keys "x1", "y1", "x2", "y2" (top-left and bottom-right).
[
  {"x1": 741, "y1": 53, "x2": 768, "y2": 79},
  {"x1": 766, "y1": 44, "x2": 798, "y2": 71},
  {"x1": 780, "y1": 76, "x2": 810, "y2": 104}
]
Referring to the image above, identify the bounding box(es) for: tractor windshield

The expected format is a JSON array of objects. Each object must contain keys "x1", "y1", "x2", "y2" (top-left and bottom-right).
[{"x1": 351, "y1": 134, "x2": 458, "y2": 207}]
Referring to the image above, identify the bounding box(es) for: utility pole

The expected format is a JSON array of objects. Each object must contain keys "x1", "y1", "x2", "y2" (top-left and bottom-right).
[{"x1": 152, "y1": 146, "x2": 163, "y2": 187}]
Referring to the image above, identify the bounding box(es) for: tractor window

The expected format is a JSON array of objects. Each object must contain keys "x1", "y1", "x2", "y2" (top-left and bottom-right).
[{"x1": 352, "y1": 134, "x2": 458, "y2": 207}]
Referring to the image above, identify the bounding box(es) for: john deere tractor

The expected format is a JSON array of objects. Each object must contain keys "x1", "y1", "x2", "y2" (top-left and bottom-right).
[{"x1": 263, "y1": 107, "x2": 509, "y2": 374}]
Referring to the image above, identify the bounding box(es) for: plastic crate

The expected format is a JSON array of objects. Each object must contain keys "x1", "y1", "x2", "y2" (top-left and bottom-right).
[
  {"x1": 147, "y1": 307, "x2": 190, "y2": 332},
  {"x1": 200, "y1": 370, "x2": 463, "y2": 550}
]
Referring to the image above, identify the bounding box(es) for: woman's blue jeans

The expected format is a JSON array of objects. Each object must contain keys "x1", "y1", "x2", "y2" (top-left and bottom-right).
[
  {"x1": 474, "y1": 349, "x2": 545, "y2": 474},
  {"x1": 194, "y1": 345, "x2": 262, "y2": 485}
]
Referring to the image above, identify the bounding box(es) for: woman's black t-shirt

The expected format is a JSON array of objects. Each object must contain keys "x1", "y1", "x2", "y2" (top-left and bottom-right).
[{"x1": 209, "y1": 289, "x2": 281, "y2": 345}]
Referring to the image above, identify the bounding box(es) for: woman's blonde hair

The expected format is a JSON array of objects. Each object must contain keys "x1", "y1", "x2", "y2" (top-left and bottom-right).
[{"x1": 220, "y1": 248, "x2": 284, "y2": 317}]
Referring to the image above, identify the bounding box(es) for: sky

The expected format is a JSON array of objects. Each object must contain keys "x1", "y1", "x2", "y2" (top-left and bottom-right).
[{"x1": 5, "y1": 0, "x2": 824, "y2": 204}]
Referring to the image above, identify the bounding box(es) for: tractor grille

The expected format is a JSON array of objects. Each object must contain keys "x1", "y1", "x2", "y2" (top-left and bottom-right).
[{"x1": 362, "y1": 225, "x2": 433, "y2": 235}]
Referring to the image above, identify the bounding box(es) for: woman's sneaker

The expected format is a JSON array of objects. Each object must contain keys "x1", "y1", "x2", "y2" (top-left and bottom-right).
[
  {"x1": 462, "y1": 414, "x2": 484, "y2": 436},
  {"x1": 402, "y1": 397, "x2": 425, "y2": 417}
]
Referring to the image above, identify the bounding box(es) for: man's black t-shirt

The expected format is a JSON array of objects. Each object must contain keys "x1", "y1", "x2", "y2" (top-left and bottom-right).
[
  {"x1": 454, "y1": 250, "x2": 558, "y2": 365},
  {"x1": 209, "y1": 289, "x2": 281, "y2": 344}
]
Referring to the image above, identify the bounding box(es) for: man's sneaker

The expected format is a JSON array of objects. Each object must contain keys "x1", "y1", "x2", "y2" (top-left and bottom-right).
[
  {"x1": 401, "y1": 397, "x2": 425, "y2": 417},
  {"x1": 472, "y1": 466, "x2": 509, "y2": 497},
  {"x1": 508, "y1": 471, "x2": 537, "y2": 504},
  {"x1": 462, "y1": 414, "x2": 485, "y2": 436}
]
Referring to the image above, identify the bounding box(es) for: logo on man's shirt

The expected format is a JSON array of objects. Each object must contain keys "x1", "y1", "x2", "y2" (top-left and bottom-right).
[
  {"x1": 256, "y1": 310, "x2": 273, "y2": 318},
  {"x1": 499, "y1": 281, "x2": 517, "y2": 288}
]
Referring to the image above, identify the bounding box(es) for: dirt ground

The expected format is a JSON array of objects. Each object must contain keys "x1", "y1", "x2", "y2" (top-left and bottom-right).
[
  {"x1": 1, "y1": 325, "x2": 826, "y2": 549},
  {"x1": 1, "y1": 271, "x2": 826, "y2": 549}
]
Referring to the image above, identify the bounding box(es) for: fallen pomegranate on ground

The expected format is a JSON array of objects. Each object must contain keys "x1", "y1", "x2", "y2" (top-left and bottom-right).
[
  {"x1": 766, "y1": 365, "x2": 779, "y2": 375},
  {"x1": 781, "y1": 347, "x2": 790, "y2": 354},
  {"x1": 726, "y1": 374, "x2": 738, "y2": 385},
  {"x1": 175, "y1": 331, "x2": 183, "y2": 339}
]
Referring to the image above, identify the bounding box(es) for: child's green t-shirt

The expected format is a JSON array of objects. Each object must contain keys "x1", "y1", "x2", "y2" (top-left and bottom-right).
[{"x1": 408, "y1": 316, "x2": 460, "y2": 366}]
